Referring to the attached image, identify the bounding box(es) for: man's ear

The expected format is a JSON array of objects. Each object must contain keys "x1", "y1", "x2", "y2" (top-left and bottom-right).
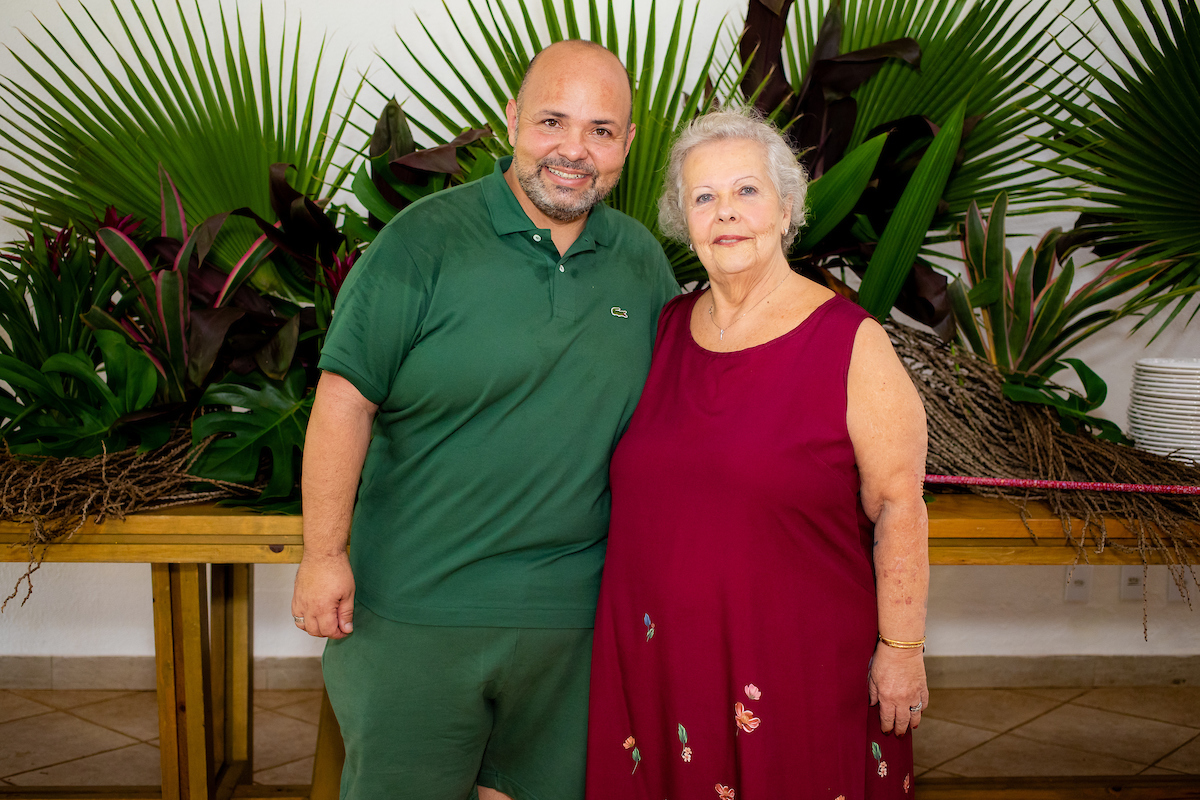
[
  {"x1": 624, "y1": 122, "x2": 637, "y2": 156},
  {"x1": 505, "y1": 99, "x2": 519, "y2": 147}
]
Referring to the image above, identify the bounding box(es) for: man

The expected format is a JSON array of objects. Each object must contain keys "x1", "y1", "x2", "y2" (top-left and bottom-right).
[{"x1": 291, "y1": 40, "x2": 679, "y2": 800}]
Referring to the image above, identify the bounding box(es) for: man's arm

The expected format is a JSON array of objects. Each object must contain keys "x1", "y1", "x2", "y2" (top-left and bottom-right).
[{"x1": 292, "y1": 371, "x2": 379, "y2": 639}]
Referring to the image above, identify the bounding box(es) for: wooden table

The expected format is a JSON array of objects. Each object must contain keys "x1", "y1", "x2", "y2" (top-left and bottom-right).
[{"x1": 1, "y1": 495, "x2": 1193, "y2": 800}]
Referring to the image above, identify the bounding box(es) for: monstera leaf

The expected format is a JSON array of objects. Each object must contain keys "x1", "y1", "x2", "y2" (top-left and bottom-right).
[{"x1": 190, "y1": 367, "x2": 313, "y2": 498}]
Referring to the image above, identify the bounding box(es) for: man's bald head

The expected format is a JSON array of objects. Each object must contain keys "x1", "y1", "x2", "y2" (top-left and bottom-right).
[{"x1": 515, "y1": 40, "x2": 634, "y2": 130}]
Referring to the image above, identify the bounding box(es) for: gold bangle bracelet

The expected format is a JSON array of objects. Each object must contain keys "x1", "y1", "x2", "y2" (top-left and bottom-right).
[{"x1": 879, "y1": 635, "x2": 926, "y2": 650}]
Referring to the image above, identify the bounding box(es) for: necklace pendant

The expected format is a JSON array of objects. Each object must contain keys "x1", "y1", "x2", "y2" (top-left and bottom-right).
[{"x1": 719, "y1": 329, "x2": 725, "y2": 341}]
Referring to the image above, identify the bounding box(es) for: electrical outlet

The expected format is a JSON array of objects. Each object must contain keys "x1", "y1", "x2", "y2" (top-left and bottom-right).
[
  {"x1": 1119, "y1": 565, "x2": 1145, "y2": 601},
  {"x1": 1064, "y1": 565, "x2": 1092, "y2": 603}
]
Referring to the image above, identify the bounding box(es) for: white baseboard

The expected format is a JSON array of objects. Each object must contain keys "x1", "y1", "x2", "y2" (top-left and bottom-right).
[{"x1": 1, "y1": 655, "x2": 1196, "y2": 690}]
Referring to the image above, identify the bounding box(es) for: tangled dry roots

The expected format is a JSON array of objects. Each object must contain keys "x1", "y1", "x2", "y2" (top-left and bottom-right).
[
  {"x1": 1, "y1": 431, "x2": 249, "y2": 611},
  {"x1": 887, "y1": 321, "x2": 1200, "y2": 629}
]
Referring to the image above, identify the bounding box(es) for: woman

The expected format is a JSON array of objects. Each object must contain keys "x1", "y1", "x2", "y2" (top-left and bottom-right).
[{"x1": 585, "y1": 108, "x2": 930, "y2": 799}]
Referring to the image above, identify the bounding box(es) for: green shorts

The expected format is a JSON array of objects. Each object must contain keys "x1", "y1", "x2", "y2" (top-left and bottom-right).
[{"x1": 322, "y1": 602, "x2": 592, "y2": 800}]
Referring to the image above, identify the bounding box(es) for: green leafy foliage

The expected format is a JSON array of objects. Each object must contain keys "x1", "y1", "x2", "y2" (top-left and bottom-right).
[
  {"x1": 0, "y1": 0, "x2": 363, "y2": 298},
  {"x1": 190, "y1": 367, "x2": 314, "y2": 499},
  {"x1": 1034, "y1": 0, "x2": 1200, "y2": 334},
  {"x1": 741, "y1": 0, "x2": 1087, "y2": 331},
  {"x1": 948, "y1": 193, "x2": 1175, "y2": 443}
]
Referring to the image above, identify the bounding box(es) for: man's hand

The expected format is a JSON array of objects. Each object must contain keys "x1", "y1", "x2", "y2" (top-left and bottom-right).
[
  {"x1": 292, "y1": 552, "x2": 356, "y2": 639},
  {"x1": 868, "y1": 642, "x2": 928, "y2": 736}
]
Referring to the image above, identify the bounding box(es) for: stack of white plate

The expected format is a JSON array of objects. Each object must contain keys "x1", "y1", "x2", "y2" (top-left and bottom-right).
[{"x1": 1128, "y1": 358, "x2": 1200, "y2": 465}]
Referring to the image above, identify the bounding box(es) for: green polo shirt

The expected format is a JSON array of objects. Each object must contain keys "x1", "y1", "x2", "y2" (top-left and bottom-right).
[{"x1": 319, "y1": 156, "x2": 678, "y2": 628}]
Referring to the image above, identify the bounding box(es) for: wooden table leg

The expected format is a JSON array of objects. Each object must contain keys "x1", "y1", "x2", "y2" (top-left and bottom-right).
[
  {"x1": 151, "y1": 564, "x2": 216, "y2": 800},
  {"x1": 152, "y1": 564, "x2": 183, "y2": 800},
  {"x1": 210, "y1": 565, "x2": 253, "y2": 799},
  {"x1": 310, "y1": 689, "x2": 345, "y2": 800}
]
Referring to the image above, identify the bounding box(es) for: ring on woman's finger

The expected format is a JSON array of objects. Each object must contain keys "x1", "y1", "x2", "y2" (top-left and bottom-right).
[
  {"x1": 909, "y1": 701, "x2": 923, "y2": 712},
  {"x1": 293, "y1": 615, "x2": 305, "y2": 625}
]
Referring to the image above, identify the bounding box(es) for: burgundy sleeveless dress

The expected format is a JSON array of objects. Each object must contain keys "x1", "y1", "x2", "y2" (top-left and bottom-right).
[{"x1": 585, "y1": 291, "x2": 914, "y2": 800}]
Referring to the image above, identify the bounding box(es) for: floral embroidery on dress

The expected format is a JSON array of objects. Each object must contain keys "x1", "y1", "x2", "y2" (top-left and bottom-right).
[
  {"x1": 871, "y1": 742, "x2": 887, "y2": 777},
  {"x1": 904, "y1": 773, "x2": 911, "y2": 793},
  {"x1": 644, "y1": 613, "x2": 655, "y2": 641},
  {"x1": 624, "y1": 736, "x2": 641, "y2": 774},
  {"x1": 715, "y1": 784, "x2": 735, "y2": 799},
  {"x1": 734, "y1": 702, "x2": 760, "y2": 733},
  {"x1": 744, "y1": 683, "x2": 761, "y2": 701},
  {"x1": 678, "y1": 723, "x2": 691, "y2": 761}
]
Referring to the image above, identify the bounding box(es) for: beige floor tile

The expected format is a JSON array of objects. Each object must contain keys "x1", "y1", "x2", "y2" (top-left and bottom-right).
[
  {"x1": 5, "y1": 743, "x2": 160, "y2": 786},
  {"x1": 255, "y1": 756, "x2": 314, "y2": 785},
  {"x1": 254, "y1": 709, "x2": 318, "y2": 771},
  {"x1": 912, "y1": 717, "x2": 995, "y2": 768},
  {"x1": 1012, "y1": 704, "x2": 1195, "y2": 765},
  {"x1": 69, "y1": 692, "x2": 159, "y2": 742},
  {"x1": 1072, "y1": 687, "x2": 1200, "y2": 729},
  {"x1": 940, "y1": 734, "x2": 1144, "y2": 777},
  {"x1": 924, "y1": 689, "x2": 1060, "y2": 733},
  {"x1": 0, "y1": 692, "x2": 53, "y2": 725},
  {"x1": 0, "y1": 712, "x2": 137, "y2": 777},
  {"x1": 1141, "y1": 765, "x2": 1183, "y2": 774},
  {"x1": 255, "y1": 689, "x2": 321, "y2": 710},
  {"x1": 1157, "y1": 733, "x2": 1200, "y2": 773},
  {"x1": 1012, "y1": 687, "x2": 1091, "y2": 702},
  {"x1": 10, "y1": 690, "x2": 134, "y2": 710},
  {"x1": 273, "y1": 694, "x2": 322, "y2": 726}
]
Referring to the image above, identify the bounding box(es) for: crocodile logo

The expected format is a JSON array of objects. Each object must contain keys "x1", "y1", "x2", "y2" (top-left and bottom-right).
[{"x1": 610, "y1": 307, "x2": 629, "y2": 318}]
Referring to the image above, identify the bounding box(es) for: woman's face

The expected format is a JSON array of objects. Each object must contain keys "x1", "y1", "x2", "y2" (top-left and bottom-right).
[{"x1": 682, "y1": 138, "x2": 792, "y2": 281}]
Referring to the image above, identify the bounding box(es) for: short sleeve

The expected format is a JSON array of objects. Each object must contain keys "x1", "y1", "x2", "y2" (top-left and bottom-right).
[{"x1": 318, "y1": 224, "x2": 431, "y2": 406}]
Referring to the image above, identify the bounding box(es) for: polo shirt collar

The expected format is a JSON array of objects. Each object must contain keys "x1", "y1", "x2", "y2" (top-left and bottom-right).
[{"x1": 483, "y1": 155, "x2": 612, "y2": 251}]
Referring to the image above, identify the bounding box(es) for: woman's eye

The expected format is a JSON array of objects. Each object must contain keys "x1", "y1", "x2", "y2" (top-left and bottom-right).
[
  {"x1": 739, "y1": 185, "x2": 758, "y2": 195},
  {"x1": 694, "y1": 193, "x2": 713, "y2": 204}
]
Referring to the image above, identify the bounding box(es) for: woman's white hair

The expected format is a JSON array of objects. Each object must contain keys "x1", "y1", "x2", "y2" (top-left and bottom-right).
[{"x1": 658, "y1": 105, "x2": 808, "y2": 251}]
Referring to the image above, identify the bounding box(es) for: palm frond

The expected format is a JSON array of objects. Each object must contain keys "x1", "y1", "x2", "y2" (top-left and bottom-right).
[
  {"x1": 1037, "y1": 0, "x2": 1200, "y2": 333},
  {"x1": 0, "y1": 0, "x2": 362, "y2": 294}
]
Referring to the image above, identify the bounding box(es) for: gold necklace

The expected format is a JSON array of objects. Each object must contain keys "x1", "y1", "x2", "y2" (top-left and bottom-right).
[{"x1": 708, "y1": 273, "x2": 790, "y2": 341}]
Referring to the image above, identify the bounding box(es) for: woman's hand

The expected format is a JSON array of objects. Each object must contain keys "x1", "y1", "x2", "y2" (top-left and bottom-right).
[{"x1": 868, "y1": 641, "x2": 928, "y2": 735}]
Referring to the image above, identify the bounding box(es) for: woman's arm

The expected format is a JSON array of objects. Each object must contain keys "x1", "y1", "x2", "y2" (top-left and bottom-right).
[{"x1": 846, "y1": 319, "x2": 930, "y2": 736}]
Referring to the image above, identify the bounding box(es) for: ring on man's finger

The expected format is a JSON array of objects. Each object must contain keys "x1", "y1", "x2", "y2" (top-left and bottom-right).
[
  {"x1": 909, "y1": 701, "x2": 923, "y2": 713},
  {"x1": 293, "y1": 616, "x2": 305, "y2": 625}
]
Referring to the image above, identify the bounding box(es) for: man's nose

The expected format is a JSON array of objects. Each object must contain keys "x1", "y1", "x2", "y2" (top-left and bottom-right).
[{"x1": 558, "y1": 128, "x2": 588, "y2": 162}]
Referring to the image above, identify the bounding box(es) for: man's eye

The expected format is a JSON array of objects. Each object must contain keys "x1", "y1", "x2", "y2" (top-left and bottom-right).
[
  {"x1": 542, "y1": 119, "x2": 561, "y2": 128},
  {"x1": 594, "y1": 128, "x2": 613, "y2": 137}
]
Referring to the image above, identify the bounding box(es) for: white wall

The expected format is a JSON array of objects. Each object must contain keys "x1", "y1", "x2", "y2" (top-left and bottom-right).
[{"x1": 0, "y1": 0, "x2": 1196, "y2": 659}]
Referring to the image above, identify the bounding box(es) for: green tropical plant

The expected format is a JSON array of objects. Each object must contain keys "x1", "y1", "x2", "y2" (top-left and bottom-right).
[
  {"x1": 0, "y1": 0, "x2": 363, "y2": 298},
  {"x1": 0, "y1": 219, "x2": 165, "y2": 456},
  {"x1": 190, "y1": 366, "x2": 313, "y2": 500},
  {"x1": 369, "y1": 0, "x2": 750, "y2": 283},
  {"x1": 1034, "y1": 0, "x2": 1200, "y2": 333},
  {"x1": 82, "y1": 170, "x2": 276, "y2": 403},
  {"x1": 947, "y1": 192, "x2": 1178, "y2": 442},
  {"x1": 740, "y1": 0, "x2": 1088, "y2": 332},
  {"x1": 0, "y1": 329, "x2": 162, "y2": 457},
  {"x1": 0, "y1": 218, "x2": 124, "y2": 369}
]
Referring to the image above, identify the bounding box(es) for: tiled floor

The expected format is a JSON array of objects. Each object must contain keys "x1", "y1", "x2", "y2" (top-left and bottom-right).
[
  {"x1": 0, "y1": 686, "x2": 1196, "y2": 786},
  {"x1": 0, "y1": 688, "x2": 319, "y2": 787},
  {"x1": 914, "y1": 686, "x2": 1200, "y2": 777}
]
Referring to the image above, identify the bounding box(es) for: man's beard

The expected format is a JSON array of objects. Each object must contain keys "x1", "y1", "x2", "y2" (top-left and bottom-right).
[{"x1": 513, "y1": 155, "x2": 621, "y2": 222}]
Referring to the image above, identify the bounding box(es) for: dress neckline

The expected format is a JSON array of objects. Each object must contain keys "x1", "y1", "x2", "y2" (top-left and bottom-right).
[{"x1": 684, "y1": 289, "x2": 840, "y2": 357}]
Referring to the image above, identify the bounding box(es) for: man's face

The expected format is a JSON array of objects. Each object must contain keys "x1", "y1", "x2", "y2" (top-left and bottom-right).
[{"x1": 505, "y1": 48, "x2": 635, "y2": 223}]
